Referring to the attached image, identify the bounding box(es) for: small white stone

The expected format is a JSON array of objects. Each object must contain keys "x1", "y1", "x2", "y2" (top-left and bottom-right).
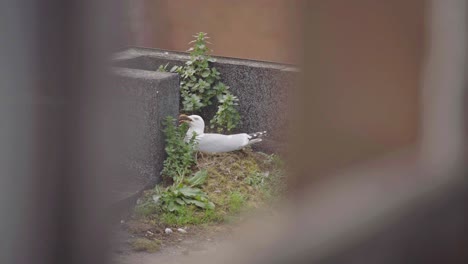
[
  {"x1": 177, "y1": 228, "x2": 187, "y2": 233},
  {"x1": 165, "y1": 228, "x2": 173, "y2": 234},
  {"x1": 120, "y1": 220, "x2": 125, "y2": 224}
]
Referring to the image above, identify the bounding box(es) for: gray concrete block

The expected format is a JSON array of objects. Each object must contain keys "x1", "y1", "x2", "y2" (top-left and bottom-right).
[
  {"x1": 113, "y1": 48, "x2": 298, "y2": 154},
  {"x1": 111, "y1": 67, "x2": 179, "y2": 205}
]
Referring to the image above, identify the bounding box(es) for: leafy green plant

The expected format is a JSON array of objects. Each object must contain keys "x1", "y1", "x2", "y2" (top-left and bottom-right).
[
  {"x1": 161, "y1": 116, "x2": 197, "y2": 181},
  {"x1": 156, "y1": 185, "x2": 214, "y2": 213},
  {"x1": 185, "y1": 169, "x2": 209, "y2": 187},
  {"x1": 156, "y1": 117, "x2": 215, "y2": 214},
  {"x1": 210, "y1": 93, "x2": 241, "y2": 132},
  {"x1": 158, "y1": 32, "x2": 241, "y2": 132},
  {"x1": 153, "y1": 170, "x2": 214, "y2": 213}
]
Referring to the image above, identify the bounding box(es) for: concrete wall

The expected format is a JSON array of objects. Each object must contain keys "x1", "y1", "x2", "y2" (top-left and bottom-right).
[
  {"x1": 113, "y1": 47, "x2": 298, "y2": 154},
  {"x1": 111, "y1": 67, "x2": 179, "y2": 207}
]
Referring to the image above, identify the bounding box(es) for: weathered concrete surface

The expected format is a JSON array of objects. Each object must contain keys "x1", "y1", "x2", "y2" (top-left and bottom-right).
[
  {"x1": 113, "y1": 47, "x2": 298, "y2": 153},
  {"x1": 110, "y1": 67, "x2": 179, "y2": 216}
]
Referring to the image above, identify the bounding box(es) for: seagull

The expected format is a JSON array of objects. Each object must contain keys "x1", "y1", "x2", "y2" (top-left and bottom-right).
[{"x1": 178, "y1": 114, "x2": 267, "y2": 153}]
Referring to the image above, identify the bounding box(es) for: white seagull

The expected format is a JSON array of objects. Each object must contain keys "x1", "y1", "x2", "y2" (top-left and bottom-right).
[{"x1": 178, "y1": 114, "x2": 267, "y2": 153}]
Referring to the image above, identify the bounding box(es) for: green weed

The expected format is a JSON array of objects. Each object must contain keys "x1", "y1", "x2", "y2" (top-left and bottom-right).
[
  {"x1": 158, "y1": 32, "x2": 241, "y2": 133},
  {"x1": 161, "y1": 116, "x2": 196, "y2": 181}
]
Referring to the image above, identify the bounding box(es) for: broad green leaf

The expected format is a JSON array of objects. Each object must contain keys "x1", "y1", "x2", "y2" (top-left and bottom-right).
[
  {"x1": 175, "y1": 198, "x2": 185, "y2": 205},
  {"x1": 206, "y1": 201, "x2": 215, "y2": 210},
  {"x1": 178, "y1": 186, "x2": 203, "y2": 197},
  {"x1": 167, "y1": 201, "x2": 178, "y2": 212},
  {"x1": 181, "y1": 196, "x2": 192, "y2": 203},
  {"x1": 186, "y1": 170, "x2": 208, "y2": 187},
  {"x1": 201, "y1": 70, "x2": 210, "y2": 78},
  {"x1": 189, "y1": 200, "x2": 207, "y2": 208}
]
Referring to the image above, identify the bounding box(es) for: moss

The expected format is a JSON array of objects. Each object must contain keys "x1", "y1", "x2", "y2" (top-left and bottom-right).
[{"x1": 130, "y1": 238, "x2": 161, "y2": 253}]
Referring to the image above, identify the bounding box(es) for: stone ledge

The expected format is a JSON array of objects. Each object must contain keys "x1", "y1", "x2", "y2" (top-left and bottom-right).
[{"x1": 113, "y1": 47, "x2": 298, "y2": 154}]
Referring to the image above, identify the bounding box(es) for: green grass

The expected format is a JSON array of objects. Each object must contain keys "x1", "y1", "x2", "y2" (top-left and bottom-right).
[
  {"x1": 160, "y1": 206, "x2": 224, "y2": 226},
  {"x1": 228, "y1": 191, "x2": 246, "y2": 214}
]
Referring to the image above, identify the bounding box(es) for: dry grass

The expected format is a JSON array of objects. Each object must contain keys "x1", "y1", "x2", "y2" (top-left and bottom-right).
[{"x1": 124, "y1": 148, "x2": 284, "y2": 252}]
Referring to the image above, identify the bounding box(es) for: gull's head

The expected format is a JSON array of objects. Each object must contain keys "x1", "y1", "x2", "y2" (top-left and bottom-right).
[{"x1": 178, "y1": 114, "x2": 205, "y2": 131}]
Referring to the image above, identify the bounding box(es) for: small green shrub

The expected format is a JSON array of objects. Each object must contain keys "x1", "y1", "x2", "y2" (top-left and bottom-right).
[
  {"x1": 161, "y1": 116, "x2": 196, "y2": 181},
  {"x1": 210, "y1": 93, "x2": 241, "y2": 132},
  {"x1": 153, "y1": 182, "x2": 215, "y2": 214},
  {"x1": 146, "y1": 116, "x2": 215, "y2": 216},
  {"x1": 158, "y1": 32, "x2": 241, "y2": 133}
]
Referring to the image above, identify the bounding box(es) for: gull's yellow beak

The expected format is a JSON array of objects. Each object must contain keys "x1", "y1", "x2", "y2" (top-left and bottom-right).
[{"x1": 178, "y1": 114, "x2": 192, "y2": 124}]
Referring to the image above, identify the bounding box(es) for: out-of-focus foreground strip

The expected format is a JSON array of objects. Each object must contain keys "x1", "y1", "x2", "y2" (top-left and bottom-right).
[
  {"x1": 0, "y1": 0, "x2": 125, "y2": 264},
  {"x1": 186, "y1": 0, "x2": 468, "y2": 263}
]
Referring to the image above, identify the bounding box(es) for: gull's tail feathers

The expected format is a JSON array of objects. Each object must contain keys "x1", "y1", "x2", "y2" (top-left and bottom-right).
[{"x1": 247, "y1": 131, "x2": 267, "y2": 146}]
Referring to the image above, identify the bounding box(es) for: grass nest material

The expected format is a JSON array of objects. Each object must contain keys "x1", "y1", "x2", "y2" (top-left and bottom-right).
[{"x1": 124, "y1": 148, "x2": 285, "y2": 252}]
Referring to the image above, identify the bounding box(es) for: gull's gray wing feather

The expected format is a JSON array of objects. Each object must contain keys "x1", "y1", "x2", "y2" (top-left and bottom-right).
[{"x1": 196, "y1": 133, "x2": 249, "y2": 153}]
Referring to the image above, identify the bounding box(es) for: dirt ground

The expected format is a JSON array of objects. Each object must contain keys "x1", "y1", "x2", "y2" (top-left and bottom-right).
[{"x1": 112, "y1": 222, "x2": 237, "y2": 264}]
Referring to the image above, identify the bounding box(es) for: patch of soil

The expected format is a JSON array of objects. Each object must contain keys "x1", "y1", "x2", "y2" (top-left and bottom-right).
[{"x1": 113, "y1": 221, "x2": 237, "y2": 261}]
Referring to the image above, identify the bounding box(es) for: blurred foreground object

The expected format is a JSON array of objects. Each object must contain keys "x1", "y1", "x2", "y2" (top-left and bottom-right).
[
  {"x1": 0, "y1": 0, "x2": 125, "y2": 263},
  {"x1": 2, "y1": 0, "x2": 467, "y2": 264},
  {"x1": 191, "y1": 0, "x2": 468, "y2": 263}
]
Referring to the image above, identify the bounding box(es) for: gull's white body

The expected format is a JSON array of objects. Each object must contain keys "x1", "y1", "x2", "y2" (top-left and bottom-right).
[
  {"x1": 181, "y1": 115, "x2": 265, "y2": 153},
  {"x1": 188, "y1": 132, "x2": 252, "y2": 153}
]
